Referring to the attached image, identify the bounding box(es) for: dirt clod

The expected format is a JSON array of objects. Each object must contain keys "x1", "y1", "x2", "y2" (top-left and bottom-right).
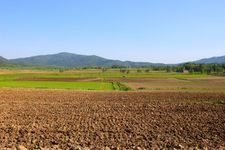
[
  {"x1": 16, "y1": 145, "x2": 27, "y2": 150},
  {"x1": 0, "y1": 89, "x2": 224, "y2": 149}
]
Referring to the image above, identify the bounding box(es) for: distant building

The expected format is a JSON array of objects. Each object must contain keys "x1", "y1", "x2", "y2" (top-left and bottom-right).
[{"x1": 183, "y1": 70, "x2": 189, "y2": 73}]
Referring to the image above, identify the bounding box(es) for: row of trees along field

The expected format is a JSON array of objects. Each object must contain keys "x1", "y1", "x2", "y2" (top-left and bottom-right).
[
  {"x1": 71, "y1": 63, "x2": 225, "y2": 75},
  {"x1": 110, "y1": 63, "x2": 225, "y2": 75},
  {"x1": 164, "y1": 63, "x2": 225, "y2": 75}
]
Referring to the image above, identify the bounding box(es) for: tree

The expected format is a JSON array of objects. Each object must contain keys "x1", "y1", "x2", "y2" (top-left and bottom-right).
[
  {"x1": 199, "y1": 64, "x2": 205, "y2": 73},
  {"x1": 59, "y1": 68, "x2": 64, "y2": 73},
  {"x1": 120, "y1": 68, "x2": 126, "y2": 73},
  {"x1": 102, "y1": 67, "x2": 107, "y2": 72},
  {"x1": 145, "y1": 69, "x2": 150, "y2": 73},
  {"x1": 166, "y1": 66, "x2": 172, "y2": 72},
  {"x1": 137, "y1": 69, "x2": 142, "y2": 73}
]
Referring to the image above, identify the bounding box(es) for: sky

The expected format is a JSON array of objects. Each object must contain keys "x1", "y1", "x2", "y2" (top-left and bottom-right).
[{"x1": 0, "y1": 0, "x2": 225, "y2": 63}]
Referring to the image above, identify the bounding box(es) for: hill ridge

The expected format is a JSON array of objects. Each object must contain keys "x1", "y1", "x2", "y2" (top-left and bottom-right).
[
  {"x1": 9, "y1": 52, "x2": 164, "y2": 67},
  {"x1": 194, "y1": 55, "x2": 225, "y2": 64},
  {"x1": 1, "y1": 52, "x2": 225, "y2": 68},
  {"x1": 0, "y1": 56, "x2": 7, "y2": 62}
]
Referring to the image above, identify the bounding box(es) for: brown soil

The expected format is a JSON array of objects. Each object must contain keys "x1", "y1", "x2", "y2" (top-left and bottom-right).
[
  {"x1": 107, "y1": 78, "x2": 225, "y2": 92},
  {"x1": 106, "y1": 78, "x2": 190, "y2": 83},
  {"x1": 0, "y1": 89, "x2": 224, "y2": 149}
]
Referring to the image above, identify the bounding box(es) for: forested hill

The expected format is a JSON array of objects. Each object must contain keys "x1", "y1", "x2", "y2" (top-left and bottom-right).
[
  {"x1": 194, "y1": 55, "x2": 225, "y2": 64},
  {"x1": 1, "y1": 53, "x2": 225, "y2": 68},
  {"x1": 9, "y1": 52, "x2": 164, "y2": 67},
  {"x1": 0, "y1": 56, "x2": 7, "y2": 62}
]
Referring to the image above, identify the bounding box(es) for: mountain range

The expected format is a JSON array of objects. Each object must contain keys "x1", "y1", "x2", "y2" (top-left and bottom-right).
[
  {"x1": 0, "y1": 52, "x2": 225, "y2": 68},
  {"x1": 194, "y1": 55, "x2": 225, "y2": 64},
  {"x1": 0, "y1": 56, "x2": 7, "y2": 62},
  {"x1": 7, "y1": 52, "x2": 164, "y2": 68}
]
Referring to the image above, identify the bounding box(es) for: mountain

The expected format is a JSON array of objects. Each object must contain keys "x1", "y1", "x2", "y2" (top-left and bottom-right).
[
  {"x1": 4, "y1": 53, "x2": 225, "y2": 68},
  {"x1": 194, "y1": 55, "x2": 225, "y2": 64},
  {"x1": 10, "y1": 52, "x2": 164, "y2": 67},
  {"x1": 0, "y1": 56, "x2": 19, "y2": 68},
  {"x1": 0, "y1": 56, "x2": 7, "y2": 62}
]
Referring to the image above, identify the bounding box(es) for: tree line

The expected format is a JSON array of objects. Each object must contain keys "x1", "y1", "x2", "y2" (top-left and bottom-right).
[
  {"x1": 67, "y1": 63, "x2": 225, "y2": 75},
  {"x1": 164, "y1": 63, "x2": 225, "y2": 75},
  {"x1": 111, "y1": 63, "x2": 225, "y2": 75}
]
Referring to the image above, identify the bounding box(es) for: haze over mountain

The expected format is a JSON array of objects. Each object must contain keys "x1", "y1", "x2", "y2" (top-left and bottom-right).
[
  {"x1": 0, "y1": 53, "x2": 225, "y2": 68},
  {"x1": 193, "y1": 55, "x2": 225, "y2": 64},
  {"x1": 0, "y1": 56, "x2": 7, "y2": 62}
]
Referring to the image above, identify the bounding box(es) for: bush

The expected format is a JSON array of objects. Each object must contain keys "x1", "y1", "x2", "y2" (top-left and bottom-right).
[
  {"x1": 137, "y1": 69, "x2": 142, "y2": 73},
  {"x1": 59, "y1": 69, "x2": 64, "y2": 73},
  {"x1": 120, "y1": 69, "x2": 126, "y2": 73},
  {"x1": 145, "y1": 69, "x2": 150, "y2": 73}
]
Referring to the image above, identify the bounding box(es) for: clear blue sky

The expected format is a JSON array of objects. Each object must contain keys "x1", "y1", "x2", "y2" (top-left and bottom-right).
[{"x1": 0, "y1": 0, "x2": 225, "y2": 63}]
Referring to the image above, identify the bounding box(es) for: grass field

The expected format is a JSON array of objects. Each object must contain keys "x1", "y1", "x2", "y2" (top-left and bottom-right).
[
  {"x1": 0, "y1": 68, "x2": 224, "y2": 91},
  {"x1": 0, "y1": 81, "x2": 114, "y2": 90},
  {"x1": 0, "y1": 68, "x2": 212, "y2": 78}
]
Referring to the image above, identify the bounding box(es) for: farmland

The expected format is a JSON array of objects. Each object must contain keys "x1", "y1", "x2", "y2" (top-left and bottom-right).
[
  {"x1": 0, "y1": 89, "x2": 224, "y2": 149},
  {"x1": 2, "y1": 0, "x2": 225, "y2": 149},
  {"x1": 0, "y1": 69, "x2": 225, "y2": 149},
  {"x1": 0, "y1": 68, "x2": 224, "y2": 92}
]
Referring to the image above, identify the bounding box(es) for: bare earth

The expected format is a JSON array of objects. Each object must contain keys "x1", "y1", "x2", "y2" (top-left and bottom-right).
[
  {"x1": 0, "y1": 89, "x2": 225, "y2": 149},
  {"x1": 108, "y1": 77, "x2": 225, "y2": 92}
]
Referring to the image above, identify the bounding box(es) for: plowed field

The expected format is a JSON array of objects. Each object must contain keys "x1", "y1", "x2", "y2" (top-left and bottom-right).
[{"x1": 0, "y1": 89, "x2": 225, "y2": 149}]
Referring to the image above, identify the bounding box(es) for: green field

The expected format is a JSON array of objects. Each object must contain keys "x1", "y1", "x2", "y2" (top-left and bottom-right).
[
  {"x1": 0, "y1": 69, "x2": 211, "y2": 79},
  {"x1": 0, "y1": 69, "x2": 221, "y2": 91},
  {"x1": 0, "y1": 81, "x2": 114, "y2": 90}
]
